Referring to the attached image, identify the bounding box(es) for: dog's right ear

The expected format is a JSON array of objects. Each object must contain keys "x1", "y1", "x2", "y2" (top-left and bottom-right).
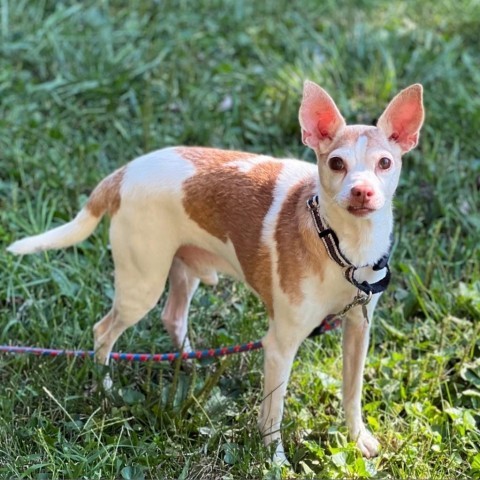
[{"x1": 299, "y1": 81, "x2": 346, "y2": 153}]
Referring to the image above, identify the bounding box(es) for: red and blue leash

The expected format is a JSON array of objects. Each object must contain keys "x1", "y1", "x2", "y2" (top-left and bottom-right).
[{"x1": 0, "y1": 315, "x2": 341, "y2": 362}]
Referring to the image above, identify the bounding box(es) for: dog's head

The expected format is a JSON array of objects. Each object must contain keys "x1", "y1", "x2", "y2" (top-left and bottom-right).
[{"x1": 299, "y1": 81, "x2": 424, "y2": 218}]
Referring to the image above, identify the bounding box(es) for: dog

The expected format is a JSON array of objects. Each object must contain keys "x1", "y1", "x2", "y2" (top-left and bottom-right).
[{"x1": 7, "y1": 81, "x2": 424, "y2": 463}]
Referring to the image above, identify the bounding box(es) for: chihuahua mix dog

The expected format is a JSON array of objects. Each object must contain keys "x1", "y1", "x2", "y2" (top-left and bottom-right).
[{"x1": 8, "y1": 81, "x2": 424, "y2": 463}]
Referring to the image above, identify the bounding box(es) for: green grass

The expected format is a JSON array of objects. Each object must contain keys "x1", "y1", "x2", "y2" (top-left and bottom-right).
[{"x1": 0, "y1": 0, "x2": 479, "y2": 478}]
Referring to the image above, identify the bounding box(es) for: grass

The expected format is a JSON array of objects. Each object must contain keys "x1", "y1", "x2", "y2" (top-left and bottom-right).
[{"x1": 0, "y1": 0, "x2": 479, "y2": 478}]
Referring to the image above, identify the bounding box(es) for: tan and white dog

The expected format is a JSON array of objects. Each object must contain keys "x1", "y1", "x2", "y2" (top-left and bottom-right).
[{"x1": 7, "y1": 81, "x2": 424, "y2": 463}]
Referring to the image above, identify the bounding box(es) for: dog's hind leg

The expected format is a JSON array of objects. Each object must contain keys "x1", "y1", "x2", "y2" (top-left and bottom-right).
[
  {"x1": 93, "y1": 213, "x2": 178, "y2": 370},
  {"x1": 161, "y1": 257, "x2": 200, "y2": 352}
]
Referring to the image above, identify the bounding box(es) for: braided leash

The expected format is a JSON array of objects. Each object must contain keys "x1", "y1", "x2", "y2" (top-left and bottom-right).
[{"x1": 0, "y1": 314, "x2": 341, "y2": 363}]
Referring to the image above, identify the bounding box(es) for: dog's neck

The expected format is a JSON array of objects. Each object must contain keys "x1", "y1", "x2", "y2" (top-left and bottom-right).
[{"x1": 315, "y1": 187, "x2": 393, "y2": 268}]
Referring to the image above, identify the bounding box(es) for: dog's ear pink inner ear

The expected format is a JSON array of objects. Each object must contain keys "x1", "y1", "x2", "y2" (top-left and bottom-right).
[
  {"x1": 377, "y1": 84, "x2": 425, "y2": 153},
  {"x1": 299, "y1": 81, "x2": 346, "y2": 152}
]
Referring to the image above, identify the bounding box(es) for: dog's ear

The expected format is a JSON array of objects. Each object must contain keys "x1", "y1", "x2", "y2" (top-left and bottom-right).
[
  {"x1": 377, "y1": 84, "x2": 424, "y2": 153},
  {"x1": 299, "y1": 81, "x2": 346, "y2": 152}
]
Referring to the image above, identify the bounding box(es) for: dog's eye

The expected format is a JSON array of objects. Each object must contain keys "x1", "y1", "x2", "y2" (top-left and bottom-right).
[
  {"x1": 328, "y1": 156, "x2": 345, "y2": 171},
  {"x1": 378, "y1": 157, "x2": 392, "y2": 170}
]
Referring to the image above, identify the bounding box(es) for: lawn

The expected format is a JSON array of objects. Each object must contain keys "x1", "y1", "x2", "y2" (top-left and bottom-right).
[{"x1": 0, "y1": 0, "x2": 479, "y2": 478}]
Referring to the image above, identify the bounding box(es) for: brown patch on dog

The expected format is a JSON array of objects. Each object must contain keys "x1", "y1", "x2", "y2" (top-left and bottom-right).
[
  {"x1": 176, "y1": 245, "x2": 234, "y2": 284},
  {"x1": 252, "y1": 244, "x2": 274, "y2": 313},
  {"x1": 177, "y1": 147, "x2": 254, "y2": 168},
  {"x1": 181, "y1": 150, "x2": 282, "y2": 314},
  {"x1": 87, "y1": 167, "x2": 125, "y2": 217},
  {"x1": 275, "y1": 178, "x2": 328, "y2": 304}
]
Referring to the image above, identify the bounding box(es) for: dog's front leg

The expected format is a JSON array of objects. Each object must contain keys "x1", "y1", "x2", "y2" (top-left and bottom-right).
[
  {"x1": 259, "y1": 319, "x2": 308, "y2": 465},
  {"x1": 342, "y1": 299, "x2": 380, "y2": 458}
]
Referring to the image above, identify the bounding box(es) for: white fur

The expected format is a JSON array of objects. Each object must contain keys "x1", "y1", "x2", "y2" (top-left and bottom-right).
[
  {"x1": 122, "y1": 147, "x2": 195, "y2": 195},
  {"x1": 7, "y1": 208, "x2": 101, "y2": 254},
  {"x1": 261, "y1": 159, "x2": 318, "y2": 244}
]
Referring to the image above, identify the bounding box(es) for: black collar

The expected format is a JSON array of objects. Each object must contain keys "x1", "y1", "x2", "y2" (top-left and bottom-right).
[{"x1": 306, "y1": 195, "x2": 391, "y2": 296}]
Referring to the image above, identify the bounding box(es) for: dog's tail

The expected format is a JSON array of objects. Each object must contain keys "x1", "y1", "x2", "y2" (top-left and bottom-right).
[{"x1": 7, "y1": 168, "x2": 124, "y2": 255}]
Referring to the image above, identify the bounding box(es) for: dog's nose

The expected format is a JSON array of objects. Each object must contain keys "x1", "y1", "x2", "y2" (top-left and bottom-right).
[{"x1": 351, "y1": 185, "x2": 374, "y2": 201}]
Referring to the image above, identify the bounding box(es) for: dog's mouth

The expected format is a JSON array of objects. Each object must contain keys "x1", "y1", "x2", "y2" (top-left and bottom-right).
[{"x1": 347, "y1": 206, "x2": 376, "y2": 217}]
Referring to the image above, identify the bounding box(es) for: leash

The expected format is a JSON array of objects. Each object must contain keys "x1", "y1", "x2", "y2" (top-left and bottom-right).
[{"x1": 0, "y1": 314, "x2": 341, "y2": 363}]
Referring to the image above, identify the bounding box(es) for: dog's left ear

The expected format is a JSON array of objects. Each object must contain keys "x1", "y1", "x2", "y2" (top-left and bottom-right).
[
  {"x1": 377, "y1": 84, "x2": 424, "y2": 153},
  {"x1": 299, "y1": 81, "x2": 346, "y2": 153}
]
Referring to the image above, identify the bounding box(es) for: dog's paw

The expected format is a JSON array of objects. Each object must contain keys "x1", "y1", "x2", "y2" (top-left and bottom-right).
[
  {"x1": 271, "y1": 442, "x2": 290, "y2": 466},
  {"x1": 356, "y1": 430, "x2": 380, "y2": 458},
  {"x1": 102, "y1": 373, "x2": 113, "y2": 391}
]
